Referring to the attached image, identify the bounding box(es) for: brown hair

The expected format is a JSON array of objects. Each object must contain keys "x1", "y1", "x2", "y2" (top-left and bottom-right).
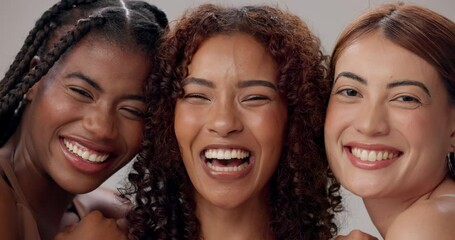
[
  {"x1": 126, "y1": 4, "x2": 340, "y2": 240},
  {"x1": 330, "y1": 3, "x2": 455, "y2": 102}
]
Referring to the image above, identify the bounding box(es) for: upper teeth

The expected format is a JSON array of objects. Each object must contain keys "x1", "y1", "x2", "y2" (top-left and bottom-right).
[
  {"x1": 64, "y1": 139, "x2": 110, "y2": 163},
  {"x1": 351, "y1": 147, "x2": 398, "y2": 161},
  {"x1": 204, "y1": 149, "x2": 250, "y2": 160}
]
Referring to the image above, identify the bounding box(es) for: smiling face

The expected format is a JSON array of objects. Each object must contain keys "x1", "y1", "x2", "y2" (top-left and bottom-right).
[
  {"x1": 174, "y1": 33, "x2": 287, "y2": 209},
  {"x1": 325, "y1": 31, "x2": 455, "y2": 199},
  {"x1": 22, "y1": 37, "x2": 150, "y2": 193}
]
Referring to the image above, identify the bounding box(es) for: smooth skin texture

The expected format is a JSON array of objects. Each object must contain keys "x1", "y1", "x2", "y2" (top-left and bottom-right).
[
  {"x1": 325, "y1": 31, "x2": 455, "y2": 239},
  {"x1": 0, "y1": 37, "x2": 149, "y2": 239},
  {"x1": 174, "y1": 33, "x2": 287, "y2": 240}
]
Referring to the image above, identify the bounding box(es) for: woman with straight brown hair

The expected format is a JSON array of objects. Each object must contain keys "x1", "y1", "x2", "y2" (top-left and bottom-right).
[{"x1": 325, "y1": 3, "x2": 455, "y2": 240}]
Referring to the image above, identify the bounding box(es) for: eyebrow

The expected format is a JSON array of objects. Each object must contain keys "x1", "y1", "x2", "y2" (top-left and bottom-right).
[
  {"x1": 238, "y1": 79, "x2": 277, "y2": 90},
  {"x1": 182, "y1": 77, "x2": 277, "y2": 90},
  {"x1": 334, "y1": 71, "x2": 366, "y2": 84},
  {"x1": 182, "y1": 77, "x2": 215, "y2": 88},
  {"x1": 335, "y1": 71, "x2": 431, "y2": 97},
  {"x1": 387, "y1": 80, "x2": 431, "y2": 97},
  {"x1": 66, "y1": 72, "x2": 102, "y2": 92},
  {"x1": 66, "y1": 72, "x2": 145, "y2": 101}
]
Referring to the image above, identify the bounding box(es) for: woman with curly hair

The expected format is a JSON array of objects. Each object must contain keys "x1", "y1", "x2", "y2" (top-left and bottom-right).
[{"x1": 126, "y1": 4, "x2": 340, "y2": 240}]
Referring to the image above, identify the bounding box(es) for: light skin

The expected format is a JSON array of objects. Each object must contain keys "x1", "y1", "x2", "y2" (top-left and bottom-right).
[
  {"x1": 0, "y1": 36, "x2": 150, "y2": 239},
  {"x1": 174, "y1": 33, "x2": 287, "y2": 240},
  {"x1": 325, "y1": 31, "x2": 455, "y2": 239}
]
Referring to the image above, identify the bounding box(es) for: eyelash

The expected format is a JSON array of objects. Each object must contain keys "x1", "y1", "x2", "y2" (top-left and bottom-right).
[
  {"x1": 335, "y1": 88, "x2": 361, "y2": 97},
  {"x1": 183, "y1": 93, "x2": 209, "y2": 100},
  {"x1": 394, "y1": 95, "x2": 422, "y2": 104},
  {"x1": 244, "y1": 95, "x2": 270, "y2": 101},
  {"x1": 70, "y1": 86, "x2": 93, "y2": 100},
  {"x1": 122, "y1": 108, "x2": 145, "y2": 118}
]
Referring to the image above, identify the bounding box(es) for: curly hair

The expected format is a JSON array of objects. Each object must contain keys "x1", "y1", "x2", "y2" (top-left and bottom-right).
[
  {"x1": 126, "y1": 4, "x2": 341, "y2": 240},
  {"x1": 0, "y1": 0, "x2": 167, "y2": 146}
]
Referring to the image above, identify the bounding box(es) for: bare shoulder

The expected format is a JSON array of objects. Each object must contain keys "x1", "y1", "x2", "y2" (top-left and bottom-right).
[
  {"x1": 386, "y1": 194, "x2": 455, "y2": 240},
  {"x1": 0, "y1": 171, "x2": 20, "y2": 239}
]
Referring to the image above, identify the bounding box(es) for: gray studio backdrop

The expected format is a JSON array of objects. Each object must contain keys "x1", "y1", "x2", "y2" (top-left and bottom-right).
[{"x1": 1, "y1": 0, "x2": 454, "y2": 239}]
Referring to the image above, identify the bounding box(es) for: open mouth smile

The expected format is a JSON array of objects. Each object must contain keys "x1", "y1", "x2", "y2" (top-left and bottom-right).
[
  {"x1": 203, "y1": 148, "x2": 251, "y2": 172},
  {"x1": 63, "y1": 138, "x2": 111, "y2": 163},
  {"x1": 350, "y1": 147, "x2": 402, "y2": 161}
]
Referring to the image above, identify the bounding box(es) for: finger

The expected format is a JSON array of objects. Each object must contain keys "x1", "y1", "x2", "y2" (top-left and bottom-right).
[
  {"x1": 116, "y1": 218, "x2": 129, "y2": 233},
  {"x1": 72, "y1": 197, "x2": 89, "y2": 218}
]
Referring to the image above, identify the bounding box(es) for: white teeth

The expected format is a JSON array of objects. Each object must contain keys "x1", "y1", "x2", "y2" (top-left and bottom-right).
[
  {"x1": 206, "y1": 161, "x2": 249, "y2": 172},
  {"x1": 351, "y1": 147, "x2": 398, "y2": 162},
  {"x1": 63, "y1": 139, "x2": 110, "y2": 163},
  {"x1": 204, "y1": 149, "x2": 250, "y2": 160}
]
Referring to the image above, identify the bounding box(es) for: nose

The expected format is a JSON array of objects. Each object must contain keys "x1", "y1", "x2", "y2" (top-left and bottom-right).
[
  {"x1": 206, "y1": 101, "x2": 243, "y2": 137},
  {"x1": 83, "y1": 107, "x2": 118, "y2": 140},
  {"x1": 353, "y1": 100, "x2": 390, "y2": 136}
]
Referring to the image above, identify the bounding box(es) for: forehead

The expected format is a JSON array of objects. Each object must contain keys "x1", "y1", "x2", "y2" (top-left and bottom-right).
[
  {"x1": 188, "y1": 33, "x2": 277, "y2": 81},
  {"x1": 336, "y1": 32, "x2": 440, "y2": 86}
]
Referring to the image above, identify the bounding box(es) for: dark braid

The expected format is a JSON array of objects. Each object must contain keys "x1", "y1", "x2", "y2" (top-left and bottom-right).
[
  {"x1": 0, "y1": 0, "x2": 97, "y2": 97},
  {"x1": 0, "y1": 0, "x2": 168, "y2": 146}
]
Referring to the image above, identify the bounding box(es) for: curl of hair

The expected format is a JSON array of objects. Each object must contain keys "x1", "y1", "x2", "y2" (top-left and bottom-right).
[
  {"x1": 127, "y1": 4, "x2": 341, "y2": 240},
  {"x1": 0, "y1": 0, "x2": 167, "y2": 146}
]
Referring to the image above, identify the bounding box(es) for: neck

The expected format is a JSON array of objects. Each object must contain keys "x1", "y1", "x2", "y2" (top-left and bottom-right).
[
  {"x1": 195, "y1": 193, "x2": 274, "y2": 240},
  {"x1": 5, "y1": 134, "x2": 74, "y2": 239}
]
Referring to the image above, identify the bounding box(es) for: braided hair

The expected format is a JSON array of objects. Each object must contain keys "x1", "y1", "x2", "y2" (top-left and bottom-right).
[{"x1": 0, "y1": 0, "x2": 168, "y2": 146}]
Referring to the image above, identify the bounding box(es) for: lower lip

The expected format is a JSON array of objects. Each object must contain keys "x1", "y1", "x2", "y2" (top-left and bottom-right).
[
  {"x1": 345, "y1": 147, "x2": 398, "y2": 170},
  {"x1": 60, "y1": 138, "x2": 112, "y2": 174},
  {"x1": 201, "y1": 157, "x2": 254, "y2": 181}
]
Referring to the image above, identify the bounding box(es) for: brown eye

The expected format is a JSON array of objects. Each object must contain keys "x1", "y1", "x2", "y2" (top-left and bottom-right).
[{"x1": 337, "y1": 88, "x2": 360, "y2": 97}]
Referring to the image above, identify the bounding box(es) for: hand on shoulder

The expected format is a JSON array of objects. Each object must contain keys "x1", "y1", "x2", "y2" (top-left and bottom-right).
[{"x1": 55, "y1": 210, "x2": 127, "y2": 240}]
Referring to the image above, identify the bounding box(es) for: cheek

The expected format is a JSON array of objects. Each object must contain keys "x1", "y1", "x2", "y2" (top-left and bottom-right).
[
  {"x1": 324, "y1": 101, "x2": 348, "y2": 142},
  {"x1": 123, "y1": 123, "x2": 144, "y2": 152},
  {"x1": 174, "y1": 103, "x2": 201, "y2": 151}
]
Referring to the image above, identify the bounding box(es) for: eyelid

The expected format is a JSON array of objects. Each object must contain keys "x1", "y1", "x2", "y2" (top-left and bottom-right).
[{"x1": 69, "y1": 86, "x2": 94, "y2": 99}]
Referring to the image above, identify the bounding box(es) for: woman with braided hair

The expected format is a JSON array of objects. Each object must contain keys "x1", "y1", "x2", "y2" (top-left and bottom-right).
[
  {"x1": 0, "y1": 0, "x2": 167, "y2": 239},
  {"x1": 125, "y1": 4, "x2": 341, "y2": 240}
]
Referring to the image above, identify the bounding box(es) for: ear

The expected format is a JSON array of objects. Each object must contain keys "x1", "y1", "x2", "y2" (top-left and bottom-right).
[
  {"x1": 25, "y1": 56, "x2": 42, "y2": 101},
  {"x1": 449, "y1": 106, "x2": 455, "y2": 151},
  {"x1": 29, "y1": 55, "x2": 40, "y2": 71}
]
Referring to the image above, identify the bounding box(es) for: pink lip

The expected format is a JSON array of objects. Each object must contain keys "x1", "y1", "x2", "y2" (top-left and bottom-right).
[
  {"x1": 60, "y1": 137, "x2": 113, "y2": 174},
  {"x1": 200, "y1": 144, "x2": 255, "y2": 181},
  {"x1": 344, "y1": 145, "x2": 401, "y2": 170}
]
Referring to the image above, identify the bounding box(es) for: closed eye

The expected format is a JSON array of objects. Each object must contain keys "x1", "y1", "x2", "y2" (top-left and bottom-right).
[
  {"x1": 182, "y1": 93, "x2": 211, "y2": 104},
  {"x1": 69, "y1": 86, "x2": 93, "y2": 100},
  {"x1": 120, "y1": 107, "x2": 145, "y2": 120}
]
